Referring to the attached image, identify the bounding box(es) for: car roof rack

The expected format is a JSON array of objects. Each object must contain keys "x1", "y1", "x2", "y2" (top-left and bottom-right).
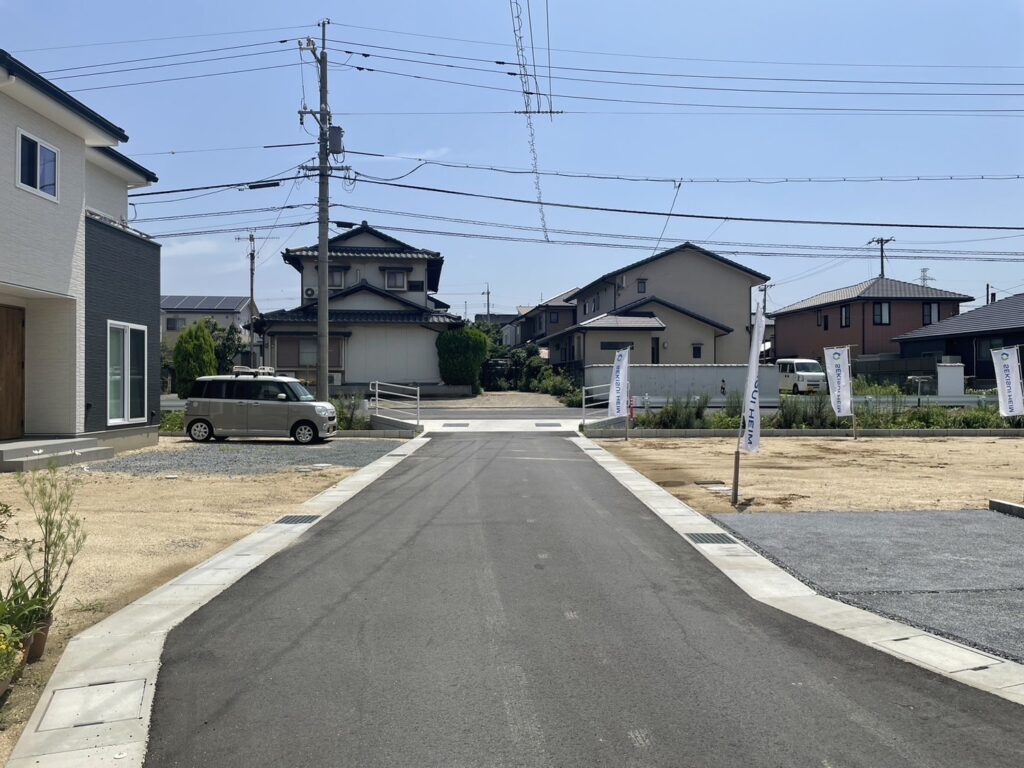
[{"x1": 231, "y1": 365, "x2": 276, "y2": 378}]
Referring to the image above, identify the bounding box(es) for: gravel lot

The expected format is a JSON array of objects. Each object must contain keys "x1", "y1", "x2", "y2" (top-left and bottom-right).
[
  {"x1": 713, "y1": 509, "x2": 1024, "y2": 662},
  {"x1": 87, "y1": 437, "x2": 404, "y2": 475}
]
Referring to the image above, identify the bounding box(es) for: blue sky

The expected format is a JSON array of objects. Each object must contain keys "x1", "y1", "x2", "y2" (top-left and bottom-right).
[{"x1": 7, "y1": 1, "x2": 1024, "y2": 317}]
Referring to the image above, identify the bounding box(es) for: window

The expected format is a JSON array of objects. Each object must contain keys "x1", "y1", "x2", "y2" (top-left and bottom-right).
[
  {"x1": 840, "y1": 304, "x2": 851, "y2": 328},
  {"x1": 165, "y1": 318, "x2": 179, "y2": 331},
  {"x1": 692, "y1": 344, "x2": 702, "y2": 359},
  {"x1": 17, "y1": 130, "x2": 58, "y2": 200},
  {"x1": 328, "y1": 268, "x2": 345, "y2": 288},
  {"x1": 923, "y1": 302, "x2": 939, "y2": 325},
  {"x1": 299, "y1": 338, "x2": 317, "y2": 366},
  {"x1": 599, "y1": 341, "x2": 634, "y2": 350},
  {"x1": 549, "y1": 311, "x2": 559, "y2": 323},
  {"x1": 637, "y1": 279, "x2": 647, "y2": 294},
  {"x1": 873, "y1": 301, "x2": 891, "y2": 325},
  {"x1": 823, "y1": 314, "x2": 829, "y2": 331},
  {"x1": 385, "y1": 271, "x2": 406, "y2": 290},
  {"x1": 816, "y1": 309, "x2": 822, "y2": 327},
  {"x1": 108, "y1": 322, "x2": 147, "y2": 424}
]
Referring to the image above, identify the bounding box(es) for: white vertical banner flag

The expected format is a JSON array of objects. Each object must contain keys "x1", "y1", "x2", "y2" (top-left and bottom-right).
[
  {"x1": 739, "y1": 303, "x2": 766, "y2": 454},
  {"x1": 608, "y1": 347, "x2": 631, "y2": 418},
  {"x1": 991, "y1": 346, "x2": 1024, "y2": 417},
  {"x1": 823, "y1": 346, "x2": 854, "y2": 417}
]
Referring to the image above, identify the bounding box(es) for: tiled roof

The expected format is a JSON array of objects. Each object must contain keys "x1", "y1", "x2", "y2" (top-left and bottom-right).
[
  {"x1": 161, "y1": 296, "x2": 250, "y2": 312},
  {"x1": 580, "y1": 314, "x2": 666, "y2": 330},
  {"x1": 570, "y1": 242, "x2": 769, "y2": 302},
  {"x1": 616, "y1": 296, "x2": 733, "y2": 333},
  {"x1": 284, "y1": 247, "x2": 441, "y2": 259},
  {"x1": 258, "y1": 309, "x2": 462, "y2": 325},
  {"x1": 535, "y1": 295, "x2": 730, "y2": 343},
  {"x1": 894, "y1": 293, "x2": 1024, "y2": 342},
  {"x1": 770, "y1": 276, "x2": 973, "y2": 316}
]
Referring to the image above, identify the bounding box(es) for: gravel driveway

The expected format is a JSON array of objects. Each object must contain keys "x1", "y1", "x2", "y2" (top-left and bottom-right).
[
  {"x1": 713, "y1": 509, "x2": 1024, "y2": 662},
  {"x1": 85, "y1": 438, "x2": 404, "y2": 476}
]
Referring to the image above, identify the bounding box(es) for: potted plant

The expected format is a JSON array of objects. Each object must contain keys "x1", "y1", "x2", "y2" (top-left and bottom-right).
[
  {"x1": 0, "y1": 623, "x2": 26, "y2": 696},
  {"x1": 14, "y1": 468, "x2": 86, "y2": 661}
]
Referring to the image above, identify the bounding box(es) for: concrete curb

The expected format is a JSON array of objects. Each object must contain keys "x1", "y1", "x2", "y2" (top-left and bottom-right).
[
  {"x1": 5, "y1": 438, "x2": 431, "y2": 768},
  {"x1": 568, "y1": 435, "x2": 1024, "y2": 708},
  {"x1": 583, "y1": 427, "x2": 1024, "y2": 439},
  {"x1": 989, "y1": 499, "x2": 1024, "y2": 520},
  {"x1": 156, "y1": 431, "x2": 415, "y2": 439}
]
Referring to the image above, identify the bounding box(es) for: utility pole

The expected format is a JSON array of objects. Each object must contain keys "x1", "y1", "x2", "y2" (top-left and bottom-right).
[
  {"x1": 868, "y1": 237, "x2": 895, "y2": 277},
  {"x1": 235, "y1": 231, "x2": 277, "y2": 366},
  {"x1": 299, "y1": 21, "x2": 332, "y2": 400},
  {"x1": 482, "y1": 282, "x2": 491, "y2": 323}
]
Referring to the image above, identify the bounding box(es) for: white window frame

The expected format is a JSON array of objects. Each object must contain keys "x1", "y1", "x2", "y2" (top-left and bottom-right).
[
  {"x1": 385, "y1": 270, "x2": 407, "y2": 291},
  {"x1": 16, "y1": 128, "x2": 59, "y2": 203},
  {"x1": 106, "y1": 320, "x2": 148, "y2": 425},
  {"x1": 637, "y1": 279, "x2": 647, "y2": 294}
]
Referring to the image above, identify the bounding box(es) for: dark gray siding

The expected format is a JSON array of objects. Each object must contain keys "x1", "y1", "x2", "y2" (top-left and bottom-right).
[{"x1": 84, "y1": 217, "x2": 161, "y2": 432}]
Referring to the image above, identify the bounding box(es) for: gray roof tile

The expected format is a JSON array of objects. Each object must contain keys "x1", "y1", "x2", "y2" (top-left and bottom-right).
[
  {"x1": 894, "y1": 292, "x2": 1024, "y2": 342},
  {"x1": 770, "y1": 276, "x2": 972, "y2": 316}
]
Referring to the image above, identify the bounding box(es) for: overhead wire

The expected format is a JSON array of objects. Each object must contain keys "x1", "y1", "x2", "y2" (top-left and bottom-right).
[
  {"x1": 66, "y1": 62, "x2": 302, "y2": 93},
  {"x1": 15, "y1": 24, "x2": 315, "y2": 53}
]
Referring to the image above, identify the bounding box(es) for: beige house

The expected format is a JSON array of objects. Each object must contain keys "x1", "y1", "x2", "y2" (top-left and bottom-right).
[
  {"x1": 161, "y1": 295, "x2": 258, "y2": 347},
  {"x1": 254, "y1": 222, "x2": 461, "y2": 393},
  {"x1": 501, "y1": 288, "x2": 577, "y2": 350},
  {"x1": 539, "y1": 243, "x2": 768, "y2": 371}
]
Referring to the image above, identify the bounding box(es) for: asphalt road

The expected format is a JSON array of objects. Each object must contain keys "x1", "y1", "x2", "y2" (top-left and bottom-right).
[
  {"x1": 145, "y1": 434, "x2": 1024, "y2": 768},
  {"x1": 418, "y1": 407, "x2": 581, "y2": 420}
]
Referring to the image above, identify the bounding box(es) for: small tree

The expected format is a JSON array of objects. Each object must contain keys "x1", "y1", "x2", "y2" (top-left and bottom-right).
[
  {"x1": 436, "y1": 327, "x2": 489, "y2": 388},
  {"x1": 199, "y1": 319, "x2": 244, "y2": 374},
  {"x1": 173, "y1": 322, "x2": 216, "y2": 398}
]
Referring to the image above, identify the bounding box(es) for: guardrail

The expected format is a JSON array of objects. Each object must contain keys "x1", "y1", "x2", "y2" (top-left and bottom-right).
[
  {"x1": 370, "y1": 381, "x2": 420, "y2": 426},
  {"x1": 581, "y1": 382, "x2": 611, "y2": 426}
]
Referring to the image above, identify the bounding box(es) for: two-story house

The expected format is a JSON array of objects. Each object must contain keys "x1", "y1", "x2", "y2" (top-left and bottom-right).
[
  {"x1": 502, "y1": 288, "x2": 577, "y2": 354},
  {"x1": 0, "y1": 50, "x2": 160, "y2": 459},
  {"x1": 770, "y1": 276, "x2": 973, "y2": 361},
  {"x1": 539, "y1": 243, "x2": 769, "y2": 370},
  {"x1": 161, "y1": 295, "x2": 259, "y2": 347},
  {"x1": 254, "y1": 222, "x2": 461, "y2": 391}
]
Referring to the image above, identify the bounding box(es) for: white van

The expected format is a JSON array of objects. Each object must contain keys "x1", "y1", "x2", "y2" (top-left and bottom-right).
[{"x1": 776, "y1": 358, "x2": 826, "y2": 395}]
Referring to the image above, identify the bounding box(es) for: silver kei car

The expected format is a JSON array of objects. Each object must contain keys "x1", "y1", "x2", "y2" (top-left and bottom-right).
[{"x1": 184, "y1": 369, "x2": 336, "y2": 444}]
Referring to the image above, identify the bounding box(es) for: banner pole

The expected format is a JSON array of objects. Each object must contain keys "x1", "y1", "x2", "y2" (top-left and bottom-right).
[
  {"x1": 731, "y1": 446, "x2": 741, "y2": 506},
  {"x1": 625, "y1": 383, "x2": 630, "y2": 441}
]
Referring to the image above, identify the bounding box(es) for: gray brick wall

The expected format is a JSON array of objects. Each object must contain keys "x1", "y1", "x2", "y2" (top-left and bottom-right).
[{"x1": 84, "y1": 218, "x2": 161, "y2": 433}]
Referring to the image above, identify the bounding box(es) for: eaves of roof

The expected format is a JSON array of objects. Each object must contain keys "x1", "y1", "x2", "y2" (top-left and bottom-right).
[
  {"x1": 893, "y1": 292, "x2": 1024, "y2": 342},
  {"x1": 770, "y1": 276, "x2": 973, "y2": 317},
  {"x1": 95, "y1": 146, "x2": 158, "y2": 183},
  {"x1": 257, "y1": 309, "x2": 463, "y2": 326},
  {"x1": 0, "y1": 49, "x2": 129, "y2": 142},
  {"x1": 302, "y1": 280, "x2": 431, "y2": 312}
]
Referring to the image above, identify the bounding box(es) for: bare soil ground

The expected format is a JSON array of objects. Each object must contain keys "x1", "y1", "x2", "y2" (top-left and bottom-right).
[
  {"x1": 599, "y1": 437, "x2": 1024, "y2": 515},
  {"x1": 0, "y1": 452, "x2": 355, "y2": 761}
]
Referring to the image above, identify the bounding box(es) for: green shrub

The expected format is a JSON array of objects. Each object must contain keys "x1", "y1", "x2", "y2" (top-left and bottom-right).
[
  {"x1": 160, "y1": 410, "x2": 184, "y2": 432},
  {"x1": 852, "y1": 376, "x2": 903, "y2": 396},
  {"x1": 436, "y1": 327, "x2": 489, "y2": 387},
  {"x1": 724, "y1": 390, "x2": 743, "y2": 417},
  {"x1": 330, "y1": 395, "x2": 371, "y2": 430},
  {"x1": 173, "y1": 323, "x2": 217, "y2": 399},
  {"x1": 560, "y1": 388, "x2": 583, "y2": 408}
]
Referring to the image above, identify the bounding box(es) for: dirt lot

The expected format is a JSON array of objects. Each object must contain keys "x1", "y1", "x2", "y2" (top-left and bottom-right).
[
  {"x1": 600, "y1": 437, "x2": 1024, "y2": 515},
  {"x1": 0, "y1": 440, "x2": 363, "y2": 761}
]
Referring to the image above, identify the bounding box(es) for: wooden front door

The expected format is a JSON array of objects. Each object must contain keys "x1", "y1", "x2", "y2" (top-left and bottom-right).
[{"x1": 0, "y1": 306, "x2": 25, "y2": 439}]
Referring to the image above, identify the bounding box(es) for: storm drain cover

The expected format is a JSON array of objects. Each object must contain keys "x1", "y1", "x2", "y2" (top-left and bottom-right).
[
  {"x1": 685, "y1": 532, "x2": 736, "y2": 545},
  {"x1": 442, "y1": 423, "x2": 469, "y2": 427},
  {"x1": 276, "y1": 515, "x2": 320, "y2": 525},
  {"x1": 535, "y1": 423, "x2": 562, "y2": 427},
  {"x1": 694, "y1": 480, "x2": 726, "y2": 486}
]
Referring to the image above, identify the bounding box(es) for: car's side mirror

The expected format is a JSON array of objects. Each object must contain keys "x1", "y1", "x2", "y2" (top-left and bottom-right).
[{"x1": 277, "y1": 393, "x2": 288, "y2": 400}]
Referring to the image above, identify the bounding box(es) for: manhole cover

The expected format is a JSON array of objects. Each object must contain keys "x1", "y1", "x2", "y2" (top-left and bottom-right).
[
  {"x1": 535, "y1": 422, "x2": 562, "y2": 427},
  {"x1": 276, "y1": 515, "x2": 320, "y2": 525},
  {"x1": 442, "y1": 423, "x2": 469, "y2": 427},
  {"x1": 685, "y1": 532, "x2": 736, "y2": 545}
]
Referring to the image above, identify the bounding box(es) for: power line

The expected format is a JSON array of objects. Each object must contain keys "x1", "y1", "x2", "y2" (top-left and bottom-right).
[
  {"x1": 66, "y1": 62, "x2": 302, "y2": 93},
  {"x1": 347, "y1": 175, "x2": 1024, "y2": 231},
  {"x1": 327, "y1": 21, "x2": 1024, "y2": 72},
  {"x1": 14, "y1": 24, "x2": 315, "y2": 53},
  {"x1": 325, "y1": 38, "x2": 1024, "y2": 90},
  {"x1": 128, "y1": 172, "x2": 311, "y2": 198},
  {"x1": 39, "y1": 39, "x2": 296, "y2": 74},
  {"x1": 50, "y1": 46, "x2": 294, "y2": 82}
]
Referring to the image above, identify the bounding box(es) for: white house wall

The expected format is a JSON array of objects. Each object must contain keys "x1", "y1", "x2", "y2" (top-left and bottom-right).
[
  {"x1": 328, "y1": 292, "x2": 411, "y2": 311},
  {"x1": 343, "y1": 325, "x2": 442, "y2": 383},
  {"x1": 85, "y1": 160, "x2": 128, "y2": 220},
  {"x1": 583, "y1": 363, "x2": 780, "y2": 405},
  {"x1": 0, "y1": 90, "x2": 88, "y2": 432}
]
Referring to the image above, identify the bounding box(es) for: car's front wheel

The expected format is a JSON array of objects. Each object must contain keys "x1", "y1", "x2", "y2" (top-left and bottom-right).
[
  {"x1": 188, "y1": 420, "x2": 213, "y2": 442},
  {"x1": 792, "y1": 384, "x2": 801, "y2": 395},
  {"x1": 292, "y1": 421, "x2": 317, "y2": 445}
]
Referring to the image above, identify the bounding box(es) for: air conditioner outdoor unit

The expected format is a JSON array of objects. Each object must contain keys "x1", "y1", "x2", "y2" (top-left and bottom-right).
[
  {"x1": 303, "y1": 287, "x2": 317, "y2": 299},
  {"x1": 327, "y1": 372, "x2": 343, "y2": 386}
]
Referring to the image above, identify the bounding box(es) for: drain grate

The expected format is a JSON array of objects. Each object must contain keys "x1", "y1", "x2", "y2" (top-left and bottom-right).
[
  {"x1": 694, "y1": 479, "x2": 726, "y2": 486},
  {"x1": 535, "y1": 422, "x2": 562, "y2": 427},
  {"x1": 276, "y1": 514, "x2": 320, "y2": 525},
  {"x1": 442, "y1": 423, "x2": 469, "y2": 428},
  {"x1": 685, "y1": 532, "x2": 736, "y2": 545}
]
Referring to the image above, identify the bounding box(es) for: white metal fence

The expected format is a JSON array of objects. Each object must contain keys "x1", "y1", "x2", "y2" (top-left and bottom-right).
[
  {"x1": 581, "y1": 382, "x2": 611, "y2": 426},
  {"x1": 369, "y1": 381, "x2": 420, "y2": 426}
]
